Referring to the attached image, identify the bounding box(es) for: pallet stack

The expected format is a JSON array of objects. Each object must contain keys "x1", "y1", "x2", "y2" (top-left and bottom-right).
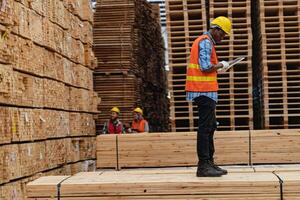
[
  {"x1": 209, "y1": 0, "x2": 253, "y2": 130},
  {"x1": 166, "y1": 0, "x2": 207, "y2": 131},
  {"x1": 93, "y1": 0, "x2": 169, "y2": 133},
  {"x1": 258, "y1": 0, "x2": 300, "y2": 129},
  {"x1": 0, "y1": 0, "x2": 98, "y2": 199},
  {"x1": 166, "y1": 0, "x2": 258, "y2": 131}
]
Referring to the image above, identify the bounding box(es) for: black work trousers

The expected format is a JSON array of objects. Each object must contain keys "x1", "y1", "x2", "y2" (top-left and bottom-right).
[{"x1": 194, "y1": 96, "x2": 217, "y2": 165}]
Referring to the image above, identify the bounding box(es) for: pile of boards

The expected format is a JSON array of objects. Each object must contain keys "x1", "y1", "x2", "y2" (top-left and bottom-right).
[
  {"x1": 96, "y1": 129, "x2": 300, "y2": 169},
  {"x1": 0, "y1": 0, "x2": 99, "y2": 199},
  {"x1": 27, "y1": 164, "x2": 300, "y2": 199},
  {"x1": 93, "y1": 0, "x2": 169, "y2": 133}
]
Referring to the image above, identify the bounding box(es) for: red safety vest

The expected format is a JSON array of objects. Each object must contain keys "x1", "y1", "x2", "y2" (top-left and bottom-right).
[
  {"x1": 107, "y1": 119, "x2": 123, "y2": 134},
  {"x1": 131, "y1": 119, "x2": 147, "y2": 133},
  {"x1": 185, "y1": 34, "x2": 219, "y2": 92}
]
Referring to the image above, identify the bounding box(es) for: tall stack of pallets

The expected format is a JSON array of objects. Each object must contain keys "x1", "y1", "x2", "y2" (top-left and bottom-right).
[
  {"x1": 166, "y1": 0, "x2": 253, "y2": 131},
  {"x1": 93, "y1": 0, "x2": 169, "y2": 133},
  {"x1": 0, "y1": 0, "x2": 99, "y2": 199},
  {"x1": 258, "y1": 0, "x2": 300, "y2": 129},
  {"x1": 166, "y1": 0, "x2": 207, "y2": 131},
  {"x1": 209, "y1": 0, "x2": 253, "y2": 130}
]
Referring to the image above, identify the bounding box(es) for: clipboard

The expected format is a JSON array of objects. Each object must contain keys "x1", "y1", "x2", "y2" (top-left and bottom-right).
[
  {"x1": 228, "y1": 56, "x2": 245, "y2": 68},
  {"x1": 218, "y1": 56, "x2": 245, "y2": 72}
]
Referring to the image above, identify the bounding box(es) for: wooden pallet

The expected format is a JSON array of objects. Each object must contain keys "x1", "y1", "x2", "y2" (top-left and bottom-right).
[{"x1": 27, "y1": 165, "x2": 300, "y2": 199}]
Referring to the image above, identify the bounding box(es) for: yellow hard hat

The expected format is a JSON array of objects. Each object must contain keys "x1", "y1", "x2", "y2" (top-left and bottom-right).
[
  {"x1": 211, "y1": 16, "x2": 232, "y2": 35},
  {"x1": 111, "y1": 107, "x2": 120, "y2": 114},
  {"x1": 133, "y1": 107, "x2": 143, "y2": 115}
]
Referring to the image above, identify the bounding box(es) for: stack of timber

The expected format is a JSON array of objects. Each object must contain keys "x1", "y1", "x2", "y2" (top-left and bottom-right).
[
  {"x1": 166, "y1": 0, "x2": 207, "y2": 132},
  {"x1": 27, "y1": 165, "x2": 300, "y2": 199},
  {"x1": 96, "y1": 129, "x2": 300, "y2": 169},
  {"x1": 93, "y1": 0, "x2": 169, "y2": 133},
  {"x1": 0, "y1": 0, "x2": 99, "y2": 199},
  {"x1": 258, "y1": 0, "x2": 300, "y2": 129},
  {"x1": 209, "y1": 0, "x2": 253, "y2": 130}
]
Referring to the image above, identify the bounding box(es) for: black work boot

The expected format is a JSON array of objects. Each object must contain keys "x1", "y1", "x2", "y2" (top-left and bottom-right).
[
  {"x1": 196, "y1": 160, "x2": 223, "y2": 177},
  {"x1": 210, "y1": 160, "x2": 228, "y2": 175}
]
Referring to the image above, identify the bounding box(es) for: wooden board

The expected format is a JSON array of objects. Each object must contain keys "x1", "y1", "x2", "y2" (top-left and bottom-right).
[{"x1": 254, "y1": 164, "x2": 300, "y2": 173}]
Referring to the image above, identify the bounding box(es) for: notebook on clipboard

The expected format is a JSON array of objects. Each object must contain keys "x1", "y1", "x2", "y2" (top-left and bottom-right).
[{"x1": 218, "y1": 56, "x2": 245, "y2": 72}]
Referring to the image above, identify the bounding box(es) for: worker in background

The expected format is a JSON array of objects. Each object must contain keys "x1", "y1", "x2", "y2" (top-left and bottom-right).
[
  {"x1": 102, "y1": 107, "x2": 123, "y2": 134},
  {"x1": 185, "y1": 16, "x2": 232, "y2": 177},
  {"x1": 131, "y1": 107, "x2": 149, "y2": 133}
]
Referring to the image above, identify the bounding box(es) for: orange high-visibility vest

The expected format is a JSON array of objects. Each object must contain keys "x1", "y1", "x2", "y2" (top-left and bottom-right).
[
  {"x1": 131, "y1": 119, "x2": 147, "y2": 133},
  {"x1": 185, "y1": 34, "x2": 219, "y2": 92}
]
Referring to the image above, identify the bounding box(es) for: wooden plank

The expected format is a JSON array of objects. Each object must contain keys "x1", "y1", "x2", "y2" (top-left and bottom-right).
[{"x1": 254, "y1": 164, "x2": 300, "y2": 173}]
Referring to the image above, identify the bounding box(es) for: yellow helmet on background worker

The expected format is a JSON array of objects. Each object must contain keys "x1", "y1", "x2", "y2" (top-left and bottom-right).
[
  {"x1": 133, "y1": 107, "x2": 143, "y2": 115},
  {"x1": 111, "y1": 107, "x2": 120, "y2": 114},
  {"x1": 211, "y1": 16, "x2": 232, "y2": 35}
]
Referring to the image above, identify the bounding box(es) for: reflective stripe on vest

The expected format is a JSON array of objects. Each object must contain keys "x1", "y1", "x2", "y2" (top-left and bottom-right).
[
  {"x1": 185, "y1": 34, "x2": 219, "y2": 92},
  {"x1": 186, "y1": 76, "x2": 217, "y2": 82}
]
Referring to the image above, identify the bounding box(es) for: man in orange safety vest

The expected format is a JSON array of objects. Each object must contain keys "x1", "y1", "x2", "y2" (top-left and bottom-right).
[{"x1": 186, "y1": 16, "x2": 232, "y2": 177}]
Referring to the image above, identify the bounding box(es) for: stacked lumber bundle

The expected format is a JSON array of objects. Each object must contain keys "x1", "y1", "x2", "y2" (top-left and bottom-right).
[
  {"x1": 166, "y1": 0, "x2": 207, "y2": 132},
  {"x1": 258, "y1": 0, "x2": 300, "y2": 129},
  {"x1": 209, "y1": 0, "x2": 253, "y2": 130},
  {"x1": 93, "y1": 0, "x2": 169, "y2": 133},
  {"x1": 96, "y1": 129, "x2": 300, "y2": 169},
  {"x1": 166, "y1": 0, "x2": 253, "y2": 131},
  {"x1": 0, "y1": 0, "x2": 98, "y2": 199},
  {"x1": 27, "y1": 166, "x2": 300, "y2": 199},
  {"x1": 96, "y1": 131, "x2": 249, "y2": 169},
  {"x1": 251, "y1": 129, "x2": 300, "y2": 164}
]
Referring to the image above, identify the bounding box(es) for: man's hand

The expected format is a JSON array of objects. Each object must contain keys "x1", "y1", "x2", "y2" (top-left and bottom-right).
[{"x1": 217, "y1": 61, "x2": 230, "y2": 72}]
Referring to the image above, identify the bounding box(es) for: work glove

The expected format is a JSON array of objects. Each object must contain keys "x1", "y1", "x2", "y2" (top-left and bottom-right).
[{"x1": 217, "y1": 61, "x2": 230, "y2": 72}]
